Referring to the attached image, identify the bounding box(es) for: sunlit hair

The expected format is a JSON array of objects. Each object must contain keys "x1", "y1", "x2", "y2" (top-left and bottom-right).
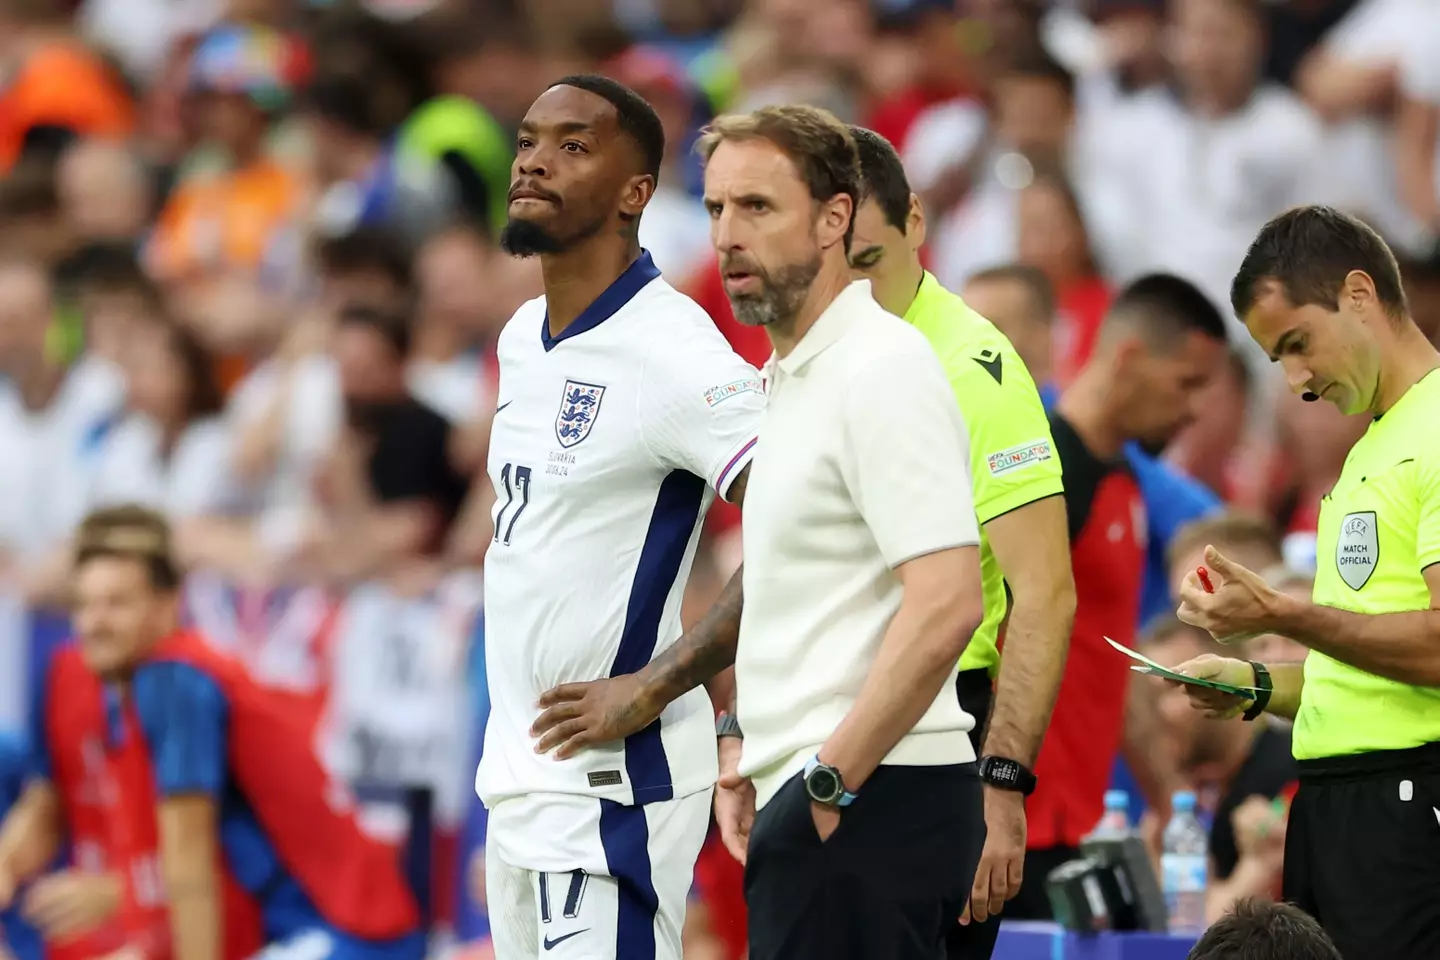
[
  {"x1": 698, "y1": 104, "x2": 860, "y2": 252},
  {"x1": 73, "y1": 505, "x2": 180, "y2": 591}
]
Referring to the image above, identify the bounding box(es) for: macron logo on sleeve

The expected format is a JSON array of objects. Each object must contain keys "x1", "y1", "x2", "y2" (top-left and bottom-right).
[{"x1": 704, "y1": 379, "x2": 763, "y2": 407}]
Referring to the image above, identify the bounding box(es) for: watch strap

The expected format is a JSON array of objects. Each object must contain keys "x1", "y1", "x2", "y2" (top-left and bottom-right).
[
  {"x1": 1242, "y1": 662, "x2": 1273, "y2": 721},
  {"x1": 715, "y1": 711, "x2": 743, "y2": 739}
]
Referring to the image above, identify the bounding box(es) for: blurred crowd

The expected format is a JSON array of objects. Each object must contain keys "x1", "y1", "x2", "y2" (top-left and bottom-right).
[{"x1": 3, "y1": 0, "x2": 1440, "y2": 956}]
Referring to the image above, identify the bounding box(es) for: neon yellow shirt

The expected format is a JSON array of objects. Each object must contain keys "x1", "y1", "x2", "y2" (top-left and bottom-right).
[
  {"x1": 1297, "y1": 369, "x2": 1440, "y2": 759},
  {"x1": 902, "y1": 272, "x2": 1064, "y2": 673}
]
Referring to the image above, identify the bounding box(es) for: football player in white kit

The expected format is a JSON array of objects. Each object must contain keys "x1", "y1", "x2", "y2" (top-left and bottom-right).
[{"x1": 475, "y1": 76, "x2": 764, "y2": 960}]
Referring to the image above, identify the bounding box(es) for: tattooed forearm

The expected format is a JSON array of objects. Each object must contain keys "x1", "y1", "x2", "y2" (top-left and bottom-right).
[{"x1": 637, "y1": 566, "x2": 744, "y2": 711}]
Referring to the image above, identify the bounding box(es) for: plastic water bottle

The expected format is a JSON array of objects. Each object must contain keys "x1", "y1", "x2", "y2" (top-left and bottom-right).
[
  {"x1": 1089, "y1": 789, "x2": 1132, "y2": 840},
  {"x1": 1161, "y1": 790, "x2": 1209, "y2": 935}
]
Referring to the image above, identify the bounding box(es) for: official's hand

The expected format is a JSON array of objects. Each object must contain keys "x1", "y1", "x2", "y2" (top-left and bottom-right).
[
  {"x1": 532, "y1": 674, "x2": 660, "y2": 759},
  {"x1": 714, "y1": 737, "x2": 755, "y2": 865},
  {"x1": 961, "y1": 788, "x2": 1025, "y2": 925},
  {"x1": 21, "y1": 870, "x2": 122, "y2": 939},
  {"x1": 809, "y1": 802, "x2": 840, "y2": 843},
  {"x1": 1166, "y1": 654, "x2": 1256, "y2": 720},
  {"x1": 1176, "y1": 546, "x2": 1278, "y2": 644}
]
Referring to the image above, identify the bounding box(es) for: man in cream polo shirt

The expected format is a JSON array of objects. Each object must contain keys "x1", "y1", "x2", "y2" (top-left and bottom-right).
[{"x1": 700, "y1": 105, "x2": 987, "y2": 960}]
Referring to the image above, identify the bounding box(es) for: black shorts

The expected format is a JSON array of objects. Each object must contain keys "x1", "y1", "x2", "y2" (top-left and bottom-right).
[
  {"x1": 745, "y1": 762, "x2": 985, "y2": 960},
  {"x1": 1283, "y1": 741, "x2": 1440, "y2": 959}
]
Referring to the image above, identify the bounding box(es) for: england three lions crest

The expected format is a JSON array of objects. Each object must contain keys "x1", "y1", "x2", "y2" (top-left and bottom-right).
[{"x1": 556, "y1": 380, "x2": 606, "y2": 448}]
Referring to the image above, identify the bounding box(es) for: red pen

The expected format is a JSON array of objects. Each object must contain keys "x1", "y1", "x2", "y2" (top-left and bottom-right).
[{"x1": 1197, "y1": 566, "x2": 1215, "y2": 594}]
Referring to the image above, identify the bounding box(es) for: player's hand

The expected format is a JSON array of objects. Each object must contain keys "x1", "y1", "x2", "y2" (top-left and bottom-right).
[
  {"x1": 1232, "y1": 795, "x2": 1287, "y2": 869},
  {"x1": 0, "y1": 863, "x2": 15, "y2": 911},
  {"x1": 714, "y1": 737, "x2": 755, "y2": 865},
  {"x1": 21, "y1": 870, "x2": 122, "y2": 938},
  {"x1": 960, "y1": 788, "x2": 1026, "y2": 926},
  {"x1": 532, "y1": 675, "x2": 661, "y2": 759},
  {"x1": 1166, "y1": 654, "x2": 1256, "y2": 719},
  {"x1": 1176, "y1": 546, "x2": 1279, "y2": 644}
]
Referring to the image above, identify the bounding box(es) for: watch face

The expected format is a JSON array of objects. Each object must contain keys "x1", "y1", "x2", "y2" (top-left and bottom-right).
[
  {"x1": 807, "y1": 767, "x2": 840, "y2": 803},
  {"x1": 985, "y1": 759, "x2": 1018, "y2": 784}
]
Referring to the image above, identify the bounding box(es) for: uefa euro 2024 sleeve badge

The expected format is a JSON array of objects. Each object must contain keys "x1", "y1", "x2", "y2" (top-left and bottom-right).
[
  {"x1": 556, "y1": 380, "x2": 606, "y2": 449},
  {"x1": 1336, "y1": 511, "x2": 1378, "y2": 590}
]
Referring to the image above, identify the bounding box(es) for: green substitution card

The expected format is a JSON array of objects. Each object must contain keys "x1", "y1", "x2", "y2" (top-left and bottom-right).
[{"x1": 1105, "y1": 636, "x2": 1259, "y2": 700}]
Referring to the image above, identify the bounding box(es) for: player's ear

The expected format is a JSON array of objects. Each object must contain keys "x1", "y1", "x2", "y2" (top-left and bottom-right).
[
  {"x1": 816, "y1": 192, "x2": 853, "y2": 252},
  {"x1": 618, "y1": 174, "x2": 655, "y2": 222},
  {"x1": 906, "y1": 192, "x2": 926, "y2": 250}
]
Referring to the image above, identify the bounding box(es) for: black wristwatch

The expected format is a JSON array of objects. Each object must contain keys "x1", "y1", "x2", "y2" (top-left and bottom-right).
[
  {"x1": 803, "y1": 755, "x2": 857, "y2": 808},
  {"x1": 1242, "y1": 661, "x2": 1273, "y2": 722},
  {"x1": 715, "y1": 712, "x2": 743, "y2": 739},
  {"x1": 978, "y1": 756, "x2": 1038, "y2": 796}
]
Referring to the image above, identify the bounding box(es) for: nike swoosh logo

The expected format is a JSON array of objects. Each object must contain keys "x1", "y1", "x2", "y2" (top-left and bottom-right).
[
  {"x1": 543, "y1": 929, "x2": 589, "y2": 950},
  {"x1": 495, "y1": 401, "x2": 512, "y2": 414}
]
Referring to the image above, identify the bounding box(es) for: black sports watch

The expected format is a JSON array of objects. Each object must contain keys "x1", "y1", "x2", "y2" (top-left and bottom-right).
[
  {"x1": 978, "y1": 756, "x2": 1037, "y2": 796},
  {"x1": 715, "y1": 712, "x2": 743, "y2": 739},
  {"x1": 803, "y1": 755, "x2": 857, "y2": 808},
  {"x1": 1242, "y1": 661, "x2": 1273, "y2": 722}
]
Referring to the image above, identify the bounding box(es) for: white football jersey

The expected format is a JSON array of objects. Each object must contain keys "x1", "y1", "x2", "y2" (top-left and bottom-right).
[{"x1": 476, "y1": 251, "x2": 764, "y2": 815}]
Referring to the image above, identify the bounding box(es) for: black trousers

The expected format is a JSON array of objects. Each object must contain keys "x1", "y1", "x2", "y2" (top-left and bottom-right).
[
  {"x1": 745, "y1": 762, "x2": 984, "y2": 960},
  {"x1": 1283, "y1": 742, "x2": 1440, "y2": 959},
  {"x1": 945, "y1": 671, "x2": 1074, "y2": 960}
]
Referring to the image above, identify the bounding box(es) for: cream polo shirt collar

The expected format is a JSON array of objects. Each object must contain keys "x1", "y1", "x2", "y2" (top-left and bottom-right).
[{"x1": 763, "y1": 280, "x2": 876, "y2": 380}]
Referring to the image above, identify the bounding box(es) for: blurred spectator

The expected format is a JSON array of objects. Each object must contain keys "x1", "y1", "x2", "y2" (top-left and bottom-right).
[
  {"x1": 1092, "y1": 0, "x2": 1324, "y2": 344},
  {"x1": 909, "y1": 48, "x2": 1125, "y2": 295},
  {"x1": 1296, "y1": 0, "x2": 1430, "y2": 257},
  {"x1": 0, "y1": 257, "x2": 123, "y2": 606},
  {"x1": 307, "y1": 70, "x2": 456, "y2": 248},
  {"x1": 0, "y1": 0, "x2": 134, "y2": 174},
  {"x1": 400, "y1": 16, "x2": 522, "y2": 239},
  {"x1": 54, "y1": 140, "x2": 154, "y2": 247},
  {"x1": 720, "y1": 0, "x2": 873, "y2": 118},
  {"x1": 410, "y1": 223, "x2": 491, "y2": 425},
  {"x1": 1244, "y1": 571, "x2": 1312, "y2": 667},
  {"x1": 0, "y1": 163, "x2": 70, "y2": 268},
  {"x1": 146, "y1": 24, "x2": 309, "y2": 296},
  {"x1": 1022, "y1": 274, "x2": 1226, "y2": 917},
  {"x1": 1167, "y1": 345, "x2": 1253, "y2": 502},
  {"x1": 607, "y1": 44, "x2": 714, "y2": 279},
  {"x1": 71, "y1": 244, "x2": 164, "y2": 368},
  {"x1": 296, "y1": 304, "x2": 469, "y2": 584},
  {"x1": 1270, "y1": 384, "x2": 1369, "y2": 575},
  {"x1": 1394, "y1": 2, "x2": 1440, "y2": 240},
  {"x1": 960, "y1": 262, "x2": 1057, "y2": 387},
  {"x1": 76, "y1": 0, "x2": 221, "y2": 85},
  {"x1": 84, "y1": 317, "x2": 234, "y2": 519},
  {"x1": 1140, "y1": 617, "x2": 1298, "y2": 922},
  {"x1": 1167, "y1": 511, "x2": 1285, "y2": 600},
  {"x1": 862, "y1": 0, "x2": 976, "y2": 152},
  {"x1": 1016, "y1": 166, "x2": 1112, "y2": 386}
]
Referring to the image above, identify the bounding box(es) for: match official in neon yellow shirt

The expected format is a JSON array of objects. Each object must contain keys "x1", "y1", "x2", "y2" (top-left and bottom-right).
[
  {"x1": 847, "y1": 127, "x2": 1076, "y2": 954},
  {"x1": 1175, "y1": 206, "x2": 1440, "y2": 960}
]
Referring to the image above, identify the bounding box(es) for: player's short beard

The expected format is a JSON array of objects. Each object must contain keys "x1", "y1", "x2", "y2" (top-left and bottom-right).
[
  {"x1": 725, "y1": 254, "x2": 822, "y2": 329},
  {"x1": 500, "y1": 213, "x2": 607, "y2": 258}
]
